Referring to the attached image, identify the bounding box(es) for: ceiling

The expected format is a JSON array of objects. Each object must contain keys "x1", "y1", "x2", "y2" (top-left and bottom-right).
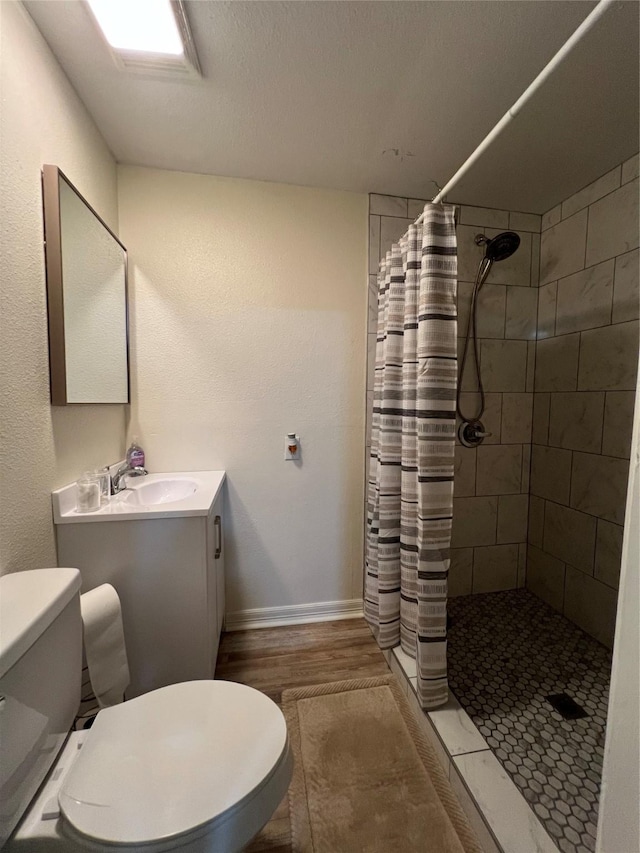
[{"x1": 25, "y1": 0, "x2": 640, "y2": 213}]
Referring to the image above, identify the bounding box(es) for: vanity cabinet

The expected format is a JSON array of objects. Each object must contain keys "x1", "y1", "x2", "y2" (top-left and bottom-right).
[{"x1": 55, "y1": 480, "x2": 225, "y2": 699}]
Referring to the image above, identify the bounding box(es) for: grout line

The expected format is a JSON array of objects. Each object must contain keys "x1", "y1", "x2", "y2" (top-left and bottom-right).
[
  {"x1": 470, "y1": 545, "x2": 475, "y2": 593},
  {"x1": 599, "y1": 391, "x2": 607, "y2": 456},
  {"x1": 559, "y1": 166, "x2": 628, "y2": 226},
  {"x1": 568, "y1": 449, "x2": 575, "y2": 509},
  {"x1": 583, "y1": 205, "x2": 590, "y2": 269},
  {"x1": 574, "y1": 331, "x2": 581, "y2": 391},
  {"x1": 449, "y1": 746, "x2": 493, "y2": 757}
]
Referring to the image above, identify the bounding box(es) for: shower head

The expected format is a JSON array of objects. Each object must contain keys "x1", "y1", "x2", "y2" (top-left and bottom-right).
[{"x1": 482, "y1": 231, "x2": 521, "y2": 262}]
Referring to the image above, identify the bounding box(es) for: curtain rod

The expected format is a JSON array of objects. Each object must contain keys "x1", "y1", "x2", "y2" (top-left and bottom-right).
[{"x1": 416, "y1": 0, "x2": 616, "y2": 223}]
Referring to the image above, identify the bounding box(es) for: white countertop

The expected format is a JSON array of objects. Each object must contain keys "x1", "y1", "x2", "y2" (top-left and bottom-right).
[{"x1": 52, "y1": 471, "x2": 226, "y2": 524}]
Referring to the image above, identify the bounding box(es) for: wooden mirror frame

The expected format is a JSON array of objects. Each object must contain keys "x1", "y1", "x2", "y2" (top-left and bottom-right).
[{"x1": 41, "y1": 164, "x2": 130, "y2": 405}]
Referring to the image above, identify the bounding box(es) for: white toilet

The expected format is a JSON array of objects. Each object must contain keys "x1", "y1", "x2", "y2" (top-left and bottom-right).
[{"x1": 0, "y1": 569, "x2": 292, "y2": 852}]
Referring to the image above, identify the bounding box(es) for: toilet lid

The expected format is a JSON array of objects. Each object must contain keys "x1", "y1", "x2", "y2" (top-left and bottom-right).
[{"x1": 59, "y1": 680, "x2": 288, "y2": 846}]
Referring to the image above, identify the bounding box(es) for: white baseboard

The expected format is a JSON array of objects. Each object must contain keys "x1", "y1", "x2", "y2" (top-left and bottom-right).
[{"x1": 225, "y1": 598, "x2": 364, "y2": 631}]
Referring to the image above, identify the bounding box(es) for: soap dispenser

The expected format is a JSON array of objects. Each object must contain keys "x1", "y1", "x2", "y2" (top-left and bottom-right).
[{"x1": 126, "y1": 437, "x2": 145, "y2": 469}]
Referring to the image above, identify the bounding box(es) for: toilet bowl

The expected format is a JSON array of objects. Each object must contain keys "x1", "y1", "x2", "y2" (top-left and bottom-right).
[{"x1": 1, "y1": 569, "x2": 292, "y2": 852}]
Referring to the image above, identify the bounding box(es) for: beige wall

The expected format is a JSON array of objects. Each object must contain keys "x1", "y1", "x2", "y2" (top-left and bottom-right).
[
  {"x1": 117, "y1": 166, "x2": 368, "y2": 614},
  {"x1": 367, "y1": 195, "x2": 540, "y2": 596},
  {"x1": 528, "y1": 154, "x2": 639, "y2": 647},
  {"x1": 0, "y1": 1, "x2": 126, "y2": 576}
]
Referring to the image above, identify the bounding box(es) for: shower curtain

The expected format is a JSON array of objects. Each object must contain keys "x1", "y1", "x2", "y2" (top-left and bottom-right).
[{"x1": 365, "y1": 203, "x2": 457, "y2": 710}]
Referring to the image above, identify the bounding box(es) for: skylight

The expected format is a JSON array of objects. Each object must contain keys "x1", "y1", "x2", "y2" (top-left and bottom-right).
[{"x1": 86, "y1": 0, "x2": 183, "y2": 55}]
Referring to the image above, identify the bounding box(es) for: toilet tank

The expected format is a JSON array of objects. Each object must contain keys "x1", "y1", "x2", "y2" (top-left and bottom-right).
[{"x1": 0, "y1": 569, "x2": 82, "y2": 848}]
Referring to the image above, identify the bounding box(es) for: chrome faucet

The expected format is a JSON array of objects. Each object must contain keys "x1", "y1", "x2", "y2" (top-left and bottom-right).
[{"x1": 111, "y1": 464, "x2": 148, "y2": 494}]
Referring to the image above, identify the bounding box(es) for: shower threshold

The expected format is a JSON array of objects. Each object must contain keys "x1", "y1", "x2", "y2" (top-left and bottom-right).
[{"x1": 387, "y1": 589, "x2": 611, "y2": 853}]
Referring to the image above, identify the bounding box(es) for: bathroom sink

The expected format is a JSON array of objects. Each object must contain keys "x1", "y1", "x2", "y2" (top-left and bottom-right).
[
  {"x1": 123, "y1": 478, "x2": 198, "y2": 506},
  {"x1": 52, "y1": 471, "x2": 225, "y2": 523}
]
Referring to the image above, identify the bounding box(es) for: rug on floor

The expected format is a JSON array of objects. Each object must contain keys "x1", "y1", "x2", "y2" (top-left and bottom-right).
[{"x1": 282, "y1": 675, "x2": 482, "y2": 853}]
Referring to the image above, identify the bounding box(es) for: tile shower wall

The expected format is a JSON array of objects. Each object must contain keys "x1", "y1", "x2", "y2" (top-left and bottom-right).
[
  {"x1": 366, "y1": 194, "x2": 541, "y2": 598},
  {"x1": 528, "y1": 153, "x2": 639, "y2": 647}
]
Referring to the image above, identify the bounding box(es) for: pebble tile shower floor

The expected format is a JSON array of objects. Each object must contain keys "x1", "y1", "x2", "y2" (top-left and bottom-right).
[{"x1": 448, "y1": 589, "x2": 612, "y2": 853}]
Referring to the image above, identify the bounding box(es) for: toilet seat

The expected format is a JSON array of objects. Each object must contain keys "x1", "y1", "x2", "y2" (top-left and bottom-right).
[{"x1": 58, "y1": 680, "x2": 289, "y2": 848}]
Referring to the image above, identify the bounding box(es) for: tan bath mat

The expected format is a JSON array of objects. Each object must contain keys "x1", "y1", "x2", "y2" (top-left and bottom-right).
[{"x1": 282, "y1": 675, "x2": 482, "y2": 853}]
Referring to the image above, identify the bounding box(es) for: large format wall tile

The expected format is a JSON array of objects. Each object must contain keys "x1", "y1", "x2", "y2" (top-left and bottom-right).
[
  {"x1": 530, "y1": 234, "x2": 540, "y2": 288},
  {"x1": 476, "y1": 284, "x2": 506, "y2": 338},
  {"x1": 367, "y1": 332, "x2": 376, "y2": 390},
  {"x1": 476, "y1": 445, "x2": 522, "y2": 495},
  {"x1": 482, "y1": 228, "x2": 532, "y2": 287},
  {"x1": 561, "y1": 166, "x2": 621, "y2": 220},
  {"x1": 530, "y1": 445, "x2": 572, "y2": 504},
  {"x1": 368, "y1": 274, "x2": 378, "y2": 328},
  {"x1": 457, "y1": 224, "x2": 488, "y2": 282},
  {"x1": 369, "y1": 215, "x2": 381, "y2": 274},
  {"x1": 454, "y1": 445, "x2": 476, "y2": 497},
  {"x1": 526, "y1": 545, "x2": 565, "y2": 612},
  {"x1": 480, "y1": 339, "x2": 528, "y2": 392},
  {"x1": 602, "y1": 391, "x2": 635, "y2": 459},
  {"x1": 449, "y1": 548, "x2": 473, "y2": 596},
  {"x1": 548, "y1": 391, "x2": 605, "y2": 453},
  {"x1": 532, "y1": 393, "x2": 550, "y2": 445},
  {"x1": 458, "y1": 225, "x2": 531, "y2": 286},
  {"x1": 537, "y1": 282, "x2": 557, "y2": 339},
  {"x1": 456, "y1": 281, "x2": 473, "y2": 337},
  {"x1": 501, "y1": 393, "x2": 533, "y2": 443},
  {"x1": 457, "y1": 392, "x2": 501, "y2": 444},
  {"x1": 585, "y1": 178, "x2": 640, "y2": 267},
  {"x1": 472, "y1": 544, "x2": 519, "y2": 592},
  {"x1": 452, "y1": 496, "x2": 498, "y2": 548},
  {"x1": 407, "y1": 198, "x2": 428, "y2": 219},
  {"x1": 612, "y1": 248, "x2": 639, "y2": 323},
  {"x1": 457, "y1": 338, "x2": 480, "y2": 392},
  {"x1": 505, "y1": 286, "x2": 537, "y2": 339},
  {"x1": 497, "y1": 494, "x2": 529, "y2": 543},
  {"x1": 509, "y1": 211, "x2": 541, "y2": 233},
  {"x1": 541, "y1": 204, "x2": 561, "y2": 231},
  {"x1": 570, "y1": 452, "x2": 630, "y2": 524},
  {"x1": 526, "y1": 341, "x2": 536, "y2": 392},
  {"x1": 539, "y1": 208, "x2": 588, "y2": 286},
  {"x1": 370, "y1": 194, "x2": 408, "y2": 217},
  {"x1": 520, "y1": 443, "x2": 531, "y2": 494},
  {"x1": 528, "y1": 496, "x2": 545, "y2": 548},
  {"x1": 594, "y1": 519, "x2": 624, "y2": 589},
  {"x1": 380, "y1": 215, "x2": 414, "y2": 258},
  {"x1": 525, "y1": 159, "x2": 637, "y2": 639},
  {"x1": 622, "y1": 153, "x2": 639, "y2": 184},
  {"x1": 577, "y1": 320, "x2": 639, "y2": 391},
  {"x1": 543, "y1": 500, "x2": 596, "y2": 575},
  {"x1": 460, "y1": 205, "x2": 509, "y2": 229},
  {"x1": 555, "y1": 260, "x2": 614, "y2": 335},
  {"x1": 534, "y1": 334, "x2": 580, "y2": 392},
  {"x1": 563, "y1": 566, "x2": 618, "y2": 648}
]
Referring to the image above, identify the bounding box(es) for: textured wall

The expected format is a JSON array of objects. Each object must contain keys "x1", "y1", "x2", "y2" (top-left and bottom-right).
[
  {"x1": 528, "y1": 154, "x2": 639, "y2": 647},
  {"x1": 367, "y1": 195, "x2": 540, "y2": 596},
  {"x1": 0, "y1": 2, "x2": 125, "y2": 576},
  {"x1": 117, "y1": 166, "x2": 368, "y2": 614}
]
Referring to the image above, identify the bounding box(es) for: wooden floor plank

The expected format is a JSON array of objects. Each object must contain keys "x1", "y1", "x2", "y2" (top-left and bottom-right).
[{"x1": 216, "y1": 617, "x2": 388, "y2": 851}]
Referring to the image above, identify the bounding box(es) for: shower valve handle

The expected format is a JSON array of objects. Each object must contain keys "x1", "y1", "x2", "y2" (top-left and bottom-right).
[
  {"x1": 458, "y1": 419, "x2": 492, "y2": 448},
  {"x1": 472, "y1": 429, "x2": 491, "y2": 439}
]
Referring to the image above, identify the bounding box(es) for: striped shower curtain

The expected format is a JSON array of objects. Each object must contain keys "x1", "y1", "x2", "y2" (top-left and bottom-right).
[{"x1": 365, "y1": 203, "x2": 457, "y2": 710}]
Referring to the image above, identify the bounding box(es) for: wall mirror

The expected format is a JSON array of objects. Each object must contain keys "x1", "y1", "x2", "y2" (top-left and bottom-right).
[{"x1": 42, "y1": 164, "x2": 129, "y2": 405}]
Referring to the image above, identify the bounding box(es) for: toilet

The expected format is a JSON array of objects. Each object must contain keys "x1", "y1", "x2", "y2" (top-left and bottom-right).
[{"x1": 0, "y1": 569, "x2": 292, "y2": 852}]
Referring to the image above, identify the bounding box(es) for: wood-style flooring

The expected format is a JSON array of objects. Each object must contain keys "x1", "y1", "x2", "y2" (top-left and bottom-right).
[{"x1": 215, "y1": 617, "x2": 388, "y2": 852}]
